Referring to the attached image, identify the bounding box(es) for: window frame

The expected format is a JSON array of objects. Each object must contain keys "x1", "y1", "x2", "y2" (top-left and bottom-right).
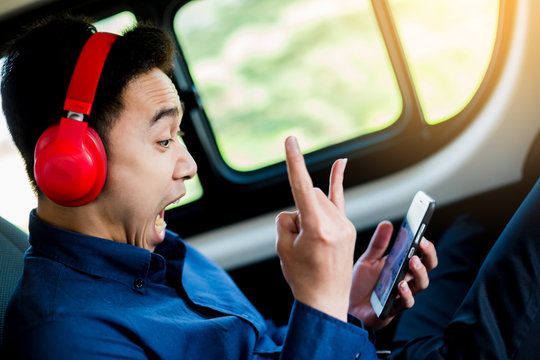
[
  {"x1": 0, "y1": 0, "x2": 515, "y2": 237},
  {"x1": 161, "y1": 0, "x2": 516, "y2": 237},
  {"x1": 165, "y1": 0, "x2": 511, "y2": 186}
]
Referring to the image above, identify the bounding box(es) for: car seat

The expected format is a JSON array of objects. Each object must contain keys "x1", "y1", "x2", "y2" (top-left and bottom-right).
[{"x1": 0, "y1": 216, "x2": 28, "y2": 349}]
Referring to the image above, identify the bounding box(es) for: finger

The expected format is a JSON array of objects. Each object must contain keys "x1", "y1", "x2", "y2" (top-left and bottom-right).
[
  {"x1": 361, "y1": 221, "x2": 394, "y2": 262},
  {"x1": 285, "y1": 136, "x2": 316, "y2": 216},
  {"x1": 418, "y1": 237, "x2": 438, "y2": 271},
  {"x1": 407, "y1": 255, "x2": 429, "y2": 294},
  {"x1": 275, "y1": 211, "x2": 300, "y2": 256},
  {"x1": 328, "y1": 159, "x2": 347, "y2": 214},
  {"x1": 275, "y1": 211, "x2": 299, "y2": 235},
  {"x1": 396, "y1": 280, "x2": 415, "y2": 311}
]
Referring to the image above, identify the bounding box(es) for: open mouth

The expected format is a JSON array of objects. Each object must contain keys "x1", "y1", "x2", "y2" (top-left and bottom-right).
[
  {"x1": 154, "y1": 195, "x2": 184, "y2": 239},
  {"x1": 155, "y1": 209, "x2": 167, "y2": 238}
]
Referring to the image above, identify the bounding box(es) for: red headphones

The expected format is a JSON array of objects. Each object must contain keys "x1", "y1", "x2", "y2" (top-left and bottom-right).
[{"x1": 34, "y1": 32, "x2": 118, "y2": 207}]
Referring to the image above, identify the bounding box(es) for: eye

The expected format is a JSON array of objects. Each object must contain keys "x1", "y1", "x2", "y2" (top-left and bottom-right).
[
  {"x1": 158, "y1": 129, "x2": 184, "y2": 149},
  {"x1": 158, "y1": 139, "x2": 172, "y2": 148}
]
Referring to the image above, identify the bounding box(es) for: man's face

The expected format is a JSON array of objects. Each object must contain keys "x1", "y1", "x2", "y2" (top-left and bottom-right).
[{"x1": 97, "y1": 68, "x2": 197, "y2": 251}]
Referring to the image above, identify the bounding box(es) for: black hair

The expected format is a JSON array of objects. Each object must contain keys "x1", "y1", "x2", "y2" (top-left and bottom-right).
[{"x1": 1, "y1": 15, "x2": 175, "y2": 193}]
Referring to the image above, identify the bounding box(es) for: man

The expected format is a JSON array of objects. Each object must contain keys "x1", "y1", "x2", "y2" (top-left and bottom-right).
[{"x1": 1, "y1": 16, "x2": 436, "y2": 359}]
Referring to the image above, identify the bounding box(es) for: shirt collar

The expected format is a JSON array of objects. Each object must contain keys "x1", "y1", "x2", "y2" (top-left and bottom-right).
[{"x1": 28, "y1": 210, "x2": 185, "y2": 291}]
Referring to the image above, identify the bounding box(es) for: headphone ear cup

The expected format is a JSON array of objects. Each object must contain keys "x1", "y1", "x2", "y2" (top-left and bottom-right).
[{"x1": 34, "y1": 118, "x2": 107, "y2": 207}]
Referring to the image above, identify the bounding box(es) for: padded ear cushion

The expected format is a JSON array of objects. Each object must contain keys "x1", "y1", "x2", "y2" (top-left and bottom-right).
[{"x1": 34, "y1": 117, "x2": 107, "y2": 207}]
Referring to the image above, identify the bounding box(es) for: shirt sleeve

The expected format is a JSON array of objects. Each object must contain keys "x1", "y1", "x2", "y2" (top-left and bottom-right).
[
  {"x1": 10, "y1": 316, "x2": 148, "y2": 360},
  {"x1": 279, "y1": 300, "x2": 378, "y2": 360}
]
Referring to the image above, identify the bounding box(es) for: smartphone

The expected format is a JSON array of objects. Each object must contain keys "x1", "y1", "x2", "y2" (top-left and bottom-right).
[{"x1": 370, "y1": 191, "x2": 435, "y2": 319}]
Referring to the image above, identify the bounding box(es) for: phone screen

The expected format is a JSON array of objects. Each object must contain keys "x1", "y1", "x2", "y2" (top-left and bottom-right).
[
  {"x1": 373, "y1": 219, "x2": 414, "y2": 305},
  {"x1": 370, "y1": 191, "x2": 434, "y2": 318}
]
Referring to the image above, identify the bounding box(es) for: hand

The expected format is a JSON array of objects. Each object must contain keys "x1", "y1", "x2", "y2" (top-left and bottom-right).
[
  {"x1": 348, "y1": 221, "x2": 438, "y2": 330},
  {"x1": 275, "y1": 136, "x2": 356, "y2": 322}
]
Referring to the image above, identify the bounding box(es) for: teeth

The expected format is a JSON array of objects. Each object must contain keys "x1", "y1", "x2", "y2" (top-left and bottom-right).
[{"x1": 155, "y1": 215, "x2": 167, "y2": 234}]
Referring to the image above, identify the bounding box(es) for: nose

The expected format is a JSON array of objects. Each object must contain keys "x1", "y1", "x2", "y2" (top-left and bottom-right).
[{"x1": 173, "y1": 144, "x2": 197, "y2": 181}]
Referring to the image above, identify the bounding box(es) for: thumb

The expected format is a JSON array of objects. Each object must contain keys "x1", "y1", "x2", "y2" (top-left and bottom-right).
[
  {"x1": 275, "y1": 211, "x2": 300, "y2": 256},
  {"x1": 361, "y1": 221, "x2": 394, "y2": 262}
]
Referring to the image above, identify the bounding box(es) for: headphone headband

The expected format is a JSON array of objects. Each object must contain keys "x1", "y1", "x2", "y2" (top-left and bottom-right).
[
  {"x1": 64, "y1": 32, "x2": 119, "y2": 116},
  {"x1": 34, "y1": 31, "x2": 118, "y2": 207}
]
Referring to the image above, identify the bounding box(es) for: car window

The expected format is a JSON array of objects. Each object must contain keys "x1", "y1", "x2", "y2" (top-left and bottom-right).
[
  {"x1": 173, "y1": 0, "x2": 500, "y2": 171},
  {"x1": 389, "y1": 0, "x2": 499, "y2": 124},
  {"x1": 174, "y1": 0, "x2": 402, "y2": 171},
  {"x1": 0, "y1": 87, "x2": 36, "y2": 232}
]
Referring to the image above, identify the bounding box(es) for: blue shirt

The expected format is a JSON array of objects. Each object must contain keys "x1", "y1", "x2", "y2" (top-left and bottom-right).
[{"x1": 3, "y1": 211, "x2": 377, "y2": 359}]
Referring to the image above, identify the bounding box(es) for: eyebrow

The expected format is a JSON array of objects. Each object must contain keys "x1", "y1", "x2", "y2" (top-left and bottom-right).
[{"x1": 150, "y1": 106, "x2": 181, "y2": 124}]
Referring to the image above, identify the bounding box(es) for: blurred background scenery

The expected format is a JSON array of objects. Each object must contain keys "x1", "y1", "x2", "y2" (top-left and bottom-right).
[{"x1": 0, "y1": 0, "x2": 498, "y2": 230}]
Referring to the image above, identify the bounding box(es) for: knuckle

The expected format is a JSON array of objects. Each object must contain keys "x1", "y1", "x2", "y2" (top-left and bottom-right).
[
  {"x1": 308, "y1": 226, "x2": 326, "y2": 242},
  {"x1": 312, "y1": 188, "x2": 328, "y2": 203},
  {"x1": 292, "y1": 177, "x2": 312, "y2": 192},
  {"x1": 275, "y1": 238, "x2": 287, "y2": 258},
  {"x1": 346, "y1": 221, "x2": 357, "y2": 237},
  {"x1": 275, "y1": 212, "x2": 286, "y2": 224},
  {"x1": 338, "y1": 221, "x2": 357, "y2": 243}
]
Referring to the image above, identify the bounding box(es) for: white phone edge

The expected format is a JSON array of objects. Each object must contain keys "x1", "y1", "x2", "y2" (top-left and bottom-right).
[{"x1": 369, "y1": 191, "x2": 435, "y2": 319}]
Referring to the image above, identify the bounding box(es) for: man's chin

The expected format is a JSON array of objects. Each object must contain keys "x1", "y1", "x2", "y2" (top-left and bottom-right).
[{"x1": 146, "y1": 225, "x2": 166, "y2": 252}]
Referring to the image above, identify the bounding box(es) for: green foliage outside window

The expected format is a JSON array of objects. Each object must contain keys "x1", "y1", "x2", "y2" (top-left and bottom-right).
[
  {"x1": 175, "y1": 0, "x2": 402, "y2": 171},
  {"x1": 174, "y1": 0, "x2": 499, "y2": 170}
]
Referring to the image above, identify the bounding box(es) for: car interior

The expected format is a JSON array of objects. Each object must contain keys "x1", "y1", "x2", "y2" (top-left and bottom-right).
[{"x1": 1, "y1": 0, "x2": 540, "y2": 354}]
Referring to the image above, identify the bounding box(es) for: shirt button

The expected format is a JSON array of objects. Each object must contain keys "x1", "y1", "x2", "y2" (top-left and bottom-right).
[
  {"x1": 133, "y1": 279, "x2": 145, "y2": 289},
  {"x1": 354, "y1": 353, "x2": 361, "y2": 359}
]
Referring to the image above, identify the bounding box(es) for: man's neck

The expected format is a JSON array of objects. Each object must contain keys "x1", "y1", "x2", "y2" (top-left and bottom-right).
[
  {"x1": 36, "y1": 197, "x2": 151, "y2": 250},
  {"x1": 37, "y1": 198, "x2": 112, "y2": 240}
]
